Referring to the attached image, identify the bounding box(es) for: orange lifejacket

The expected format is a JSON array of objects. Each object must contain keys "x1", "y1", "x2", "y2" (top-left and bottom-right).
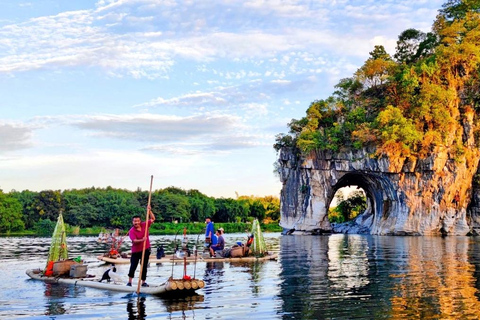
[{"x1": 45, "y1": 261, "x2": 54, "y2": 276}]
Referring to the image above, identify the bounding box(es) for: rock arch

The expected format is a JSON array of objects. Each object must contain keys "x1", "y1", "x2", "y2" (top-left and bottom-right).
[
  {"x1": 277, "y1": 147, "x2": 480, "y2": 236},
  {"x1": 328, "y1": 172, "x2": 403, "y2": 234}
]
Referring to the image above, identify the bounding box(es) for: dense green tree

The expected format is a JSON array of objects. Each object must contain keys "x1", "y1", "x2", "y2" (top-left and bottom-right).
[
  {"x1": 394, "y1": 29, "x2": 438, "y2": 64},
  {"x1": 237, "y1": 196, "x2": 266, "y2": 221},
  {"x1": 355, "y1": 45, "x2": 395, "y2": 89},
  {"x1": 261, "y1": 195, "x2": 280, "y2": 222},
  {"x1": 214, "y1": 198, "x2": 248, "y2": 222},
  {"x1": 187, "y1": 189, "x2": 215, "y2": 222},
  {"x1": 248, "y1": 200, "x2": 266, "y2": 221},
  {"x1": 153, "y1": 192, "x2": 191, "y2": 222},
  {"x1": 162, "y1": 186, "x2": 188, "y2": 196},
  {"x1": 10, "y1": 190, "x2": 37, "y2": 229},
  {"x1": 63, "y1": 192, "x2": 97, "y2": 228},
  {"x1": 0, "y1": 191, "x2": 25, "y2": 233},
  {"x1": 329, "y1": 191, "x2": 367, "y2": 223},
  {"x1": 1, "y1": 186, "x2": 280, "y2": 233},
  {"x1": 34, "y1": 219, "x2": 56, "y2": 236},
  {"x1": 439, "y1": 0, "x2": 480, "y2": 21},
  {"x1": 32, "y1": 190, "x2": 63, "y2": 221}
]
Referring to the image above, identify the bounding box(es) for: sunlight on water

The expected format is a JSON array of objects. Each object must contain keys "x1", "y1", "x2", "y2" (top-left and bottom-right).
[{"x1": 1, "y1": 234, "x2": 480, "y2": 319}]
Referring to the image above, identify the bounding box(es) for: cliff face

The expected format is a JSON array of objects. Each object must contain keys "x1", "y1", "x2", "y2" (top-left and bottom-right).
[{"x1": 277, "y1": 125, "x2": 480, "y2": 236}]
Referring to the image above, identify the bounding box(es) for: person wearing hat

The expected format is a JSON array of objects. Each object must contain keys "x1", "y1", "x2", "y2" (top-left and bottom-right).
[{"x1": 209, "y1": 229, "x2": 225, "y2": 257}]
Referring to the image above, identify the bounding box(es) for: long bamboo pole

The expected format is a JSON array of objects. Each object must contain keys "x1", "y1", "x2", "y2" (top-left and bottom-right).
[
  {"x1": 136, "y1": 175, "x2": 154, "y2": 294},
  {"x1": 182, "y1": 227, "x2": 187, "y2": 278}
]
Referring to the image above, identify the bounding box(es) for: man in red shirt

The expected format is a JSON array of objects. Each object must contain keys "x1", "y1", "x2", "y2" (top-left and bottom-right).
[{"x1": 126, "y1": 206, "x2": 155, "y2": 287}]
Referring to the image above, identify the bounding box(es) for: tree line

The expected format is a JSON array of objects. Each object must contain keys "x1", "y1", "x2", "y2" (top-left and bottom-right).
[{"x1": 0, "y1": 186, "x2": 280, "y2": 234}]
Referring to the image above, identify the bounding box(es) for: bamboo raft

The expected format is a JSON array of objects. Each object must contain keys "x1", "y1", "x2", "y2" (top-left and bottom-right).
[
  {"x1": 97, "y1": 252, "x2": 278, "y2": 264},
  {"x1": 26, "y1": 268, "x2": 204, "y2": 296}
]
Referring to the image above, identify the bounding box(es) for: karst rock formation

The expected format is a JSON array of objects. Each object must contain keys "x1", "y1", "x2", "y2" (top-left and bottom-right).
[
  {"x1": 276, "y1": 3, "x2": 480, "y2": 236},
  {"x1": 277, "y1": 130, "x2": 480, "y2": 236}
]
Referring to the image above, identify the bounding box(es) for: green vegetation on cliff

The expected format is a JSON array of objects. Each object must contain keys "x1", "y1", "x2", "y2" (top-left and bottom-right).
[{"x1": 275, "y1": 0, "x2": 480, "y2": 161}]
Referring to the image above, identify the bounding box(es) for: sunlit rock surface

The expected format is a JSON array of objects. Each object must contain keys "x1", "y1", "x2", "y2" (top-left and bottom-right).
[{"x1": 277, "y1": 142, "x2": 480, "y2": 236}]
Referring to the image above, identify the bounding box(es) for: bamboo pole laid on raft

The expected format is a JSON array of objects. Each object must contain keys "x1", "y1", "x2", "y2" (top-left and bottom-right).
[
  {"x1": 191, "y1": 280, "x2": 198, "y2": 289},
  {"x1": 196, "y1": 280, "x2": 205, "y2": 288},
  {"x1": 165, "y1": 280, "x2": 178, "y2": 291},
  {"x1": 175, "y1": 280, "x2": 184, "y2": 290}
]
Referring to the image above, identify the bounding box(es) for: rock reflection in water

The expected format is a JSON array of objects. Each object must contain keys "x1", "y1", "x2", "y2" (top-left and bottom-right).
[
  {"x1": 279, "y1": 234, "x2": 480, "y2": 319},
  {"x1": 388, "y1": 236, "x2": 480, "y2": 319},
  {"x1": 327, "y1": 234, "x2": 370, "y2": 292},
  {"x1": 278, "y1": 234, "x2": 329, "y2": 318}
]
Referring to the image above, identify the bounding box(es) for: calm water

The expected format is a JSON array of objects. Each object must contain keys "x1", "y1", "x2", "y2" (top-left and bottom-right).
[{"x1": 1, "y1": 233, "x2": 480, "y2": 319}]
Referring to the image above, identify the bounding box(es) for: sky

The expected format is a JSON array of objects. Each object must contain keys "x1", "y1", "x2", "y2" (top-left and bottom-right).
[{"x1": 0, "y1": 0, "x2": 445, "y2": 198}]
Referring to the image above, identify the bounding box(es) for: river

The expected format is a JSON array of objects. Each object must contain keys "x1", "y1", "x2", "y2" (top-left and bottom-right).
[{"x1": 1, "y1": 233, "x2": 480, "y2": 319}]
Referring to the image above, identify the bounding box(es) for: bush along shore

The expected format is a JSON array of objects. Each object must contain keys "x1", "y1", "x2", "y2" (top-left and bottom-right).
[{"x1": 2, "y1": 222, "x2": 282, "y2": 237}]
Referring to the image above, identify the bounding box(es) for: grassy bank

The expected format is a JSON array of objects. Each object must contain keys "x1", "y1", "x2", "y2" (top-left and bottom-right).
[
  {"x1": 149, "y1": 222, "x2": 282, "y2": 235},
  {"x1": 1, "y1": 222, "x2": 282, "y2": 237}
]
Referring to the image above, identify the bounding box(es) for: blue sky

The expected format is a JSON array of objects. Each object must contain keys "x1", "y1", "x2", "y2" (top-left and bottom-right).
[{"x1": 0, "y1": 0, "x2": 444, "y2": 198}]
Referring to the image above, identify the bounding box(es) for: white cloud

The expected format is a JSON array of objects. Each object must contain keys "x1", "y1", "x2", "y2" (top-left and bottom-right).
[
  {"x1": 0, "y1": 0, "x2": 443, "y2": 79},
  {"x1": 73, "y1": 113, "x2": 242, "y2": 143},
  {"x1": 0, "y1": 122, "x2": 34, "y2": 151},
  {"x1": 134, "y1": 92, "x2": 228, "y2": 108}
]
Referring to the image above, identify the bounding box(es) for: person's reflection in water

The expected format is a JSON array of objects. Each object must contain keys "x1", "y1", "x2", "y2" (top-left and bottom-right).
[
  {"x1": 127, "y1": 296, "x2": 146, "y2": 320},
  {"x1": 203, "y1": 261, "x2": 224, "y2": 295}
]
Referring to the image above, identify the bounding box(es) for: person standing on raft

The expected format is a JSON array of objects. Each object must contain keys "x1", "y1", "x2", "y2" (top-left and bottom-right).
[{"x1": 126, "y1": 206, "x2": 155, "y2": 287}]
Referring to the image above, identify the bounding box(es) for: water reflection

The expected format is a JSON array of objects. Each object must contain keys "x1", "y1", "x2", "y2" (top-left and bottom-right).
[
  {"x1": 279, "y1": 234, "x2": 480, "y2": 319},
  {"x1": 328, "y1": 234, "x2": 370, "y2": 292},
  {"x1": 163, "y1": 295, "x2": 205, "y2": 319},
  {"x1": 45, "y1": 301, "x2": 66, "y2": 317},
  {"x1": 279, "y1": 235, "x2": 329, "y2": 319},
  {"x1": 125, "y1": 294, "x2": 206, "y2": 320},
  {"x1": 203, "y1": 261, "x2": 225, "y2": 296},
  {"x1": 6, "y1": 234, "x2": 480, "y2": 318},
  {"x1": 387, "y1": 237, "x2": 480, "y2": 319},
  {"x1": 127, "y1": 296, "x2": 146, "y2": 320},
  {"x1": 42, "y1": 282, "x2": 88, "y2": 316},
  {"x1": 43, "y1": 283, "x2": 68, "y2": 316}
]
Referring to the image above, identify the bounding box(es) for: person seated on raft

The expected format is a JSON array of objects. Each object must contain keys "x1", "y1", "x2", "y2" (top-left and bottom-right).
[
  {"x1": 209, "y1": 229, "x2": 225, "y2": 257},
  {"x1": 244, "y1": 234, "x2": 254, "y2": 256}
]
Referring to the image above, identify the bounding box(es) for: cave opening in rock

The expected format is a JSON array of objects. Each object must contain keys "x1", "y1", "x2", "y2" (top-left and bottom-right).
[
  {"x1": 327, "y1": 173, "x2": 376, "y2": 224},
  {"x1": 328, "y1": 186, "x2": 367, "y2": 223}
]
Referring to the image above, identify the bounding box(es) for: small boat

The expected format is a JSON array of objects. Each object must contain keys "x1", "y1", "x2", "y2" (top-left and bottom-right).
[{"x1": 26, "y1": 268, "x2": 204, "y2": 295}]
